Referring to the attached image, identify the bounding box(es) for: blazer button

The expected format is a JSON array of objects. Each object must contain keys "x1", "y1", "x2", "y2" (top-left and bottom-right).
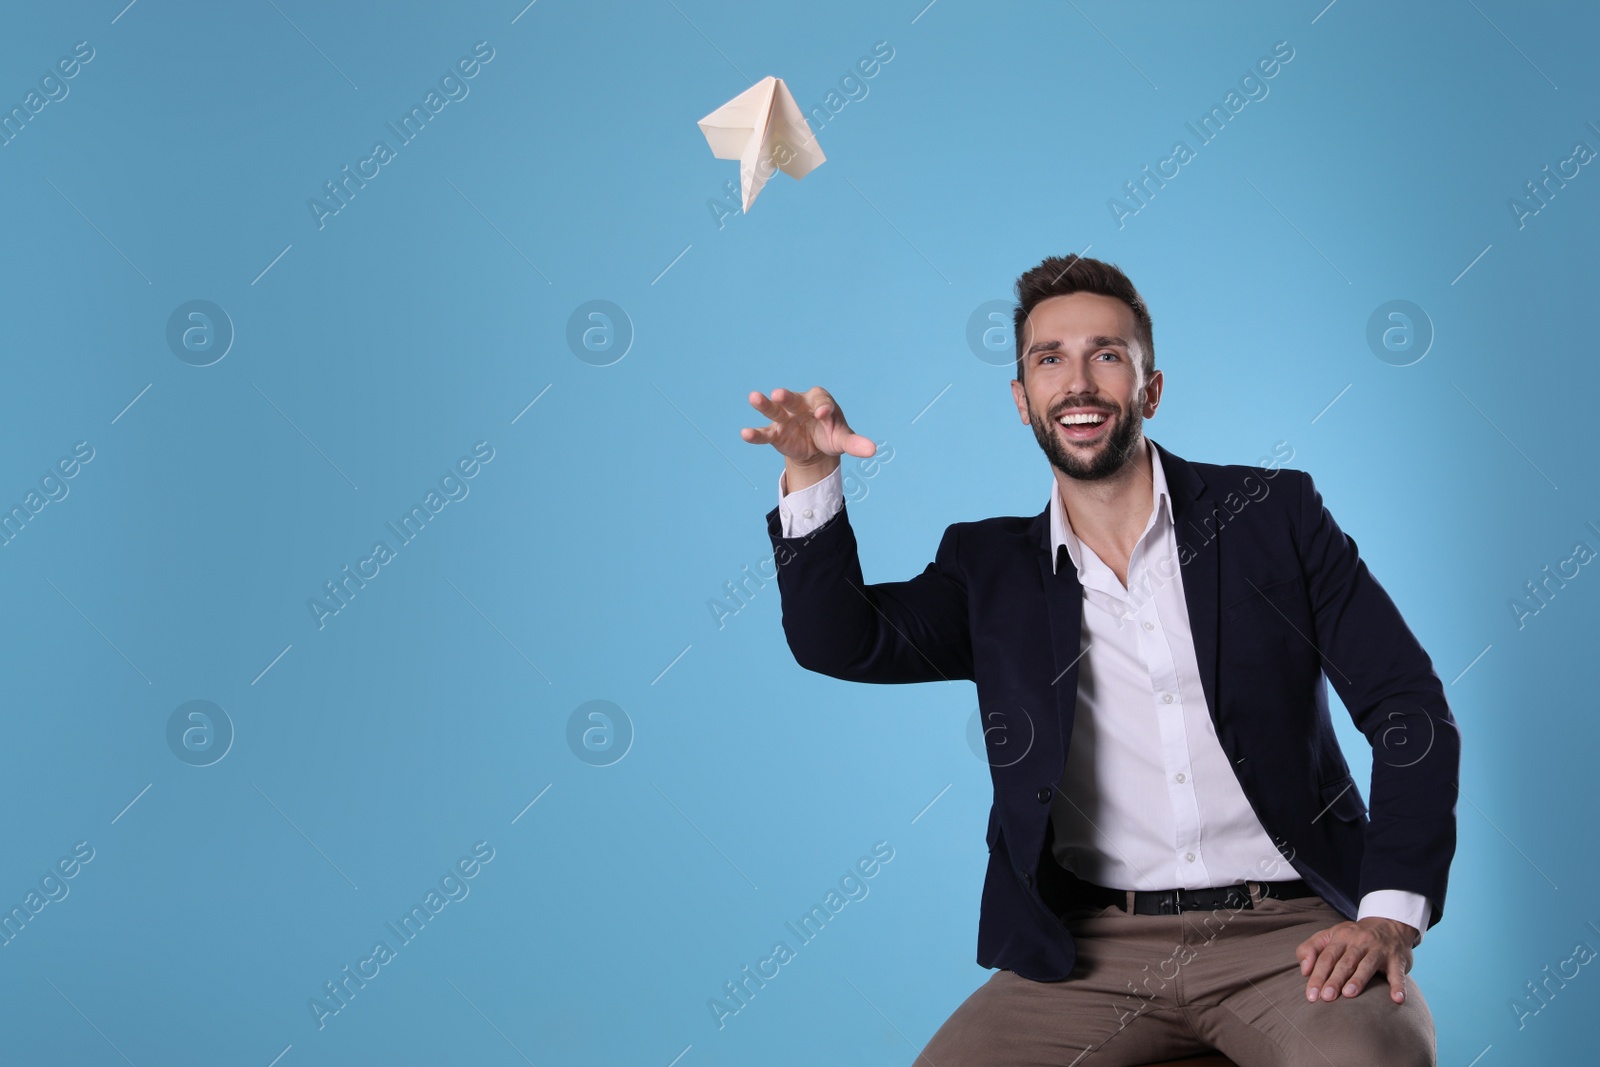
[
  {"x1": 1037, "y1": 786, "x2": 1053, "y2": 803},
  {"x1": 1022, "y1": 872, "x2": 1034, "y2": 888}
]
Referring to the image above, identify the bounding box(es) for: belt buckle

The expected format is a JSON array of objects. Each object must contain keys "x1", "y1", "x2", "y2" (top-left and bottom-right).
[{"x1": 1170, "y1": 887, "x2": 1183, "y2": 914}]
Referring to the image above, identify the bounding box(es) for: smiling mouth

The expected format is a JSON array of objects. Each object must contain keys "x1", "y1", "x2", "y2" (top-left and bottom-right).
[{"x1": 1054, "y1": 409, "x2": 1113, "y2": 440}]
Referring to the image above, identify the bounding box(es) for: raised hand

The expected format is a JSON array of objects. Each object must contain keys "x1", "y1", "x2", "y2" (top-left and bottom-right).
[{"x1": 740, "y1": 387, "x2": 876, "y2": 493}]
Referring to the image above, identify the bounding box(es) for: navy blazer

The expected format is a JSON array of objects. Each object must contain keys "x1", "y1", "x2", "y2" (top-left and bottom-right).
[{"x1": 764, "y1": 438, "x2": 1460, "y2": 982}]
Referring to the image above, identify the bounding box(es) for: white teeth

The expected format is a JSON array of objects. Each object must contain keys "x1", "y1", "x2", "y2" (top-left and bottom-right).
[{"x1": 1058, "y1": 412, "x2": 1108, "y2": 426}]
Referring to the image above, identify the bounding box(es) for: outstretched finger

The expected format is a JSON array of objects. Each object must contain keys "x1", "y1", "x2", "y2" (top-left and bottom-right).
[
  {"x1": 840, "y1": 431, "x2": 878, "y2": 458},
  {"x1": 772, "y1": 387, "x2": 813, "y2": 417},
  {"x1": 738, "y1": 424, "x2": 774, "y2": 445},
  {"x1": 810, "y1": 402, "x2": 871, "y2": 457},
  {"x1": 748, "y1": 390, "x2": 785, "y2": 419}
]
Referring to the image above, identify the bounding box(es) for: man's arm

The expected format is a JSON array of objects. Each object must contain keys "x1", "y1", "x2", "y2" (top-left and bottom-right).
[
  {"x1": 766, "y1": 473, "x2": 973, "y2": 684},
  {"x1": 1294, "y1": 468, "x2": 1461, "y2": 916},
  {"x1": 1292, "y1": 468, "x2": 1461, "y2": 1003},
  {"x1": 743, "y1": 386, "x2": 974, "y2": 685}
]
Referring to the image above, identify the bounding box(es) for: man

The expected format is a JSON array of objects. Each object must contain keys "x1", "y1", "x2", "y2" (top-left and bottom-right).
[{"x1": 739, "y1": 254, "x2": 1459, "y2": 1065}]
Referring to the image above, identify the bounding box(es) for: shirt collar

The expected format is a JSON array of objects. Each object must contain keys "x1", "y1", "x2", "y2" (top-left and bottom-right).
[{"x1": 1050, "y1": 436, "x2": 1171, "y2": 576}]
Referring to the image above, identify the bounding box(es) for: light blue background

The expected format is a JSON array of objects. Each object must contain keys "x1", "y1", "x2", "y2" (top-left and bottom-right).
[{"x1": 0, "y1": 0, "x2": 1594, "y2": 1063}]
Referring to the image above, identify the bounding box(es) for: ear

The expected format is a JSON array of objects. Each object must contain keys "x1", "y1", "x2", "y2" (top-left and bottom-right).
[
  {"x1": 1141, "y1": 368, "x2": 1163, "y2": 418},
  {"x1": 1010, "y1": 377, "x2": 1031, "y2": 424}
]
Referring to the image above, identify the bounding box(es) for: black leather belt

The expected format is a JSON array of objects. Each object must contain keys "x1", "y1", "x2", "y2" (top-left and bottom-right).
[{"x1": 1071, "y1": 878, "x2": 1318, "y2": 915}]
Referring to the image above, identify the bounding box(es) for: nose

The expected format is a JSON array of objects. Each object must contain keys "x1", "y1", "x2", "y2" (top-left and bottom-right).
[{"x1": 1059, "y1": 352, "x2": 1097, "y2": 405}]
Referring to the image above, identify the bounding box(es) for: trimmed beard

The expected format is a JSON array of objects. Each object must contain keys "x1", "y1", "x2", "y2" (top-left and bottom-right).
[{"x1": 1027, "y1": 395, "x2": 1143, "y2": 482}]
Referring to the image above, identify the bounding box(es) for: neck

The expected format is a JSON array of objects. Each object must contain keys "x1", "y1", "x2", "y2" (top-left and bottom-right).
[{"x1": 1054, "y1": 434, "x2": 1154, "y2": 547}]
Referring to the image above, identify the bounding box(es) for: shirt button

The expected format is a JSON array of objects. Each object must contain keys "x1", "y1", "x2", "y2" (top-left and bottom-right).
[
  {"x1": 802, "y1": 508, "x2": 813, "y2": 518},
  {"x1": 1142, "y1": 621, "x2": 1154, "y2": 631},
  {"x1": 1037, "y1": 786, "x2": 1053, "y2": 803},
  {"x1": 1175, "y1": 773, "x2": 1186, "y2": 783},
  {"x1": 1185, "y1": 852, "x2": 1196, "y2": 863},
  {"x1": 1162, "y1": 693, "x2": 1174, "y2": 704}
]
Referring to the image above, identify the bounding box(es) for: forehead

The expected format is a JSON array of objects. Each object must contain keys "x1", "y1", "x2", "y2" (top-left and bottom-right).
[{"x1": 1021, "y1": 292, "x2": 1135, "y2": 349}]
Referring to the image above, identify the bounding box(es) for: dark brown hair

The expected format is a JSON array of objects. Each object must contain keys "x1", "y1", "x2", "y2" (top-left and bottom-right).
[{"x1": 1012, "y1": 255, "x2": 1155, "y2": 383}]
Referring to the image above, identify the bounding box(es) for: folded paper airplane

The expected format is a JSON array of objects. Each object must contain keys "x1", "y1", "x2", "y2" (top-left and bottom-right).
[{"x1": 697, "y1": 76, "x2": 825, "y2": 212}]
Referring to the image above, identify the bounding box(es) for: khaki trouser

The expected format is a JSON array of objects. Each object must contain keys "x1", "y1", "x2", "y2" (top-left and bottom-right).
[{"x1": 915, "y1": 890, "x2": 1435, "y2": 1066}]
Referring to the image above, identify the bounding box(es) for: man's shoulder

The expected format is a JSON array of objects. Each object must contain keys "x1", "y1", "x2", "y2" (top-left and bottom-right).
[
  {"x1": 936, "y1": 512, "x2": 1051, "y2": 572},
  {"x1": 1192, "y1": 458, "x2": 1307, "y2": 493},
  {"x1": 1158, "y1": 440, "x2": 1305, "y2": 493}
]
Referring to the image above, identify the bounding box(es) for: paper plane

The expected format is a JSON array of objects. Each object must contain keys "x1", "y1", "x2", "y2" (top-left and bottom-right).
[{"x1": 697, "y1": 76, "x2": 825, "y2": 212}]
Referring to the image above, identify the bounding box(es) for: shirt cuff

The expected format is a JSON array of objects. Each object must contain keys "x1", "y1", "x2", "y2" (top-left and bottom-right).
[
  {"x1": 1356, "y1": 889, "x2": 1432, "y2": 947},
  {"x1": 778, "y1": 465, "x2": 844, "y2": 538}
]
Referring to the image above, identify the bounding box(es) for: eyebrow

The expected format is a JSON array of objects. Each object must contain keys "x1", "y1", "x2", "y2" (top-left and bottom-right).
[{"x1": 1025, "y1": 335, "x2": 1130, "y2": 358}]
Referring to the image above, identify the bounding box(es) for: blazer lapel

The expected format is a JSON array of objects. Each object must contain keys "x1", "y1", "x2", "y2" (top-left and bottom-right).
[
  {"x1": 1033, "y1": 510, "x2": 1081, "y2": 775},
  {"x1": 1152, "y1": 439, "x2": 1222, "y2": 727}
]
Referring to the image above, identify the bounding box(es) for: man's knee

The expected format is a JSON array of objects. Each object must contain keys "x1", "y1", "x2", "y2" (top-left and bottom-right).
[{"x1": 1291, "y1": 980, "x2": 1435, "y2": 1066}]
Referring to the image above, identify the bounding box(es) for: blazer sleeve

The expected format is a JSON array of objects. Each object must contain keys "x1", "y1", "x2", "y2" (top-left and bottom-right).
[
  {"x1": 1294, "y1": 469, "x2": 1461, "y2": 927},
  {"x1": 765, "y1": 500, "x2": 974, "y2": 684}
]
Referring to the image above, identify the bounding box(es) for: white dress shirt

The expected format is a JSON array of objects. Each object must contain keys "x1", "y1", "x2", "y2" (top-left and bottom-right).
[{"x1": 777, "y1": 446, "x2": 1429, "y2": 942}]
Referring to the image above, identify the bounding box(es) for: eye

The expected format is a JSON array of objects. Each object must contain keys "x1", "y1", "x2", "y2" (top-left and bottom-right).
[{"x1": 1038, "y1": 351, "x2": 1119, "y2": 365}]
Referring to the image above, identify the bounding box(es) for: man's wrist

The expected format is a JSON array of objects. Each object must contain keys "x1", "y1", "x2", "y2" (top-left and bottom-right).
[
  {"x1": 783, "y1": 455, "x2": 840, "y2": 495},
  {"x1": 1360, "y1": 915, "x2": 1418, "y2": 943},
  {"x1": 1356, "y1": 889, "x2": 1431, "y2": 947},
  {"x1": 778, "y1": 465, "x2": 844, "y2": 539}
]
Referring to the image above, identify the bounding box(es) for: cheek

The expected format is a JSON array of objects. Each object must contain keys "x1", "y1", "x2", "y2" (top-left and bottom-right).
[{"x1": 1097, "y1": 369, "x2": 1140, "y2": 404}]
